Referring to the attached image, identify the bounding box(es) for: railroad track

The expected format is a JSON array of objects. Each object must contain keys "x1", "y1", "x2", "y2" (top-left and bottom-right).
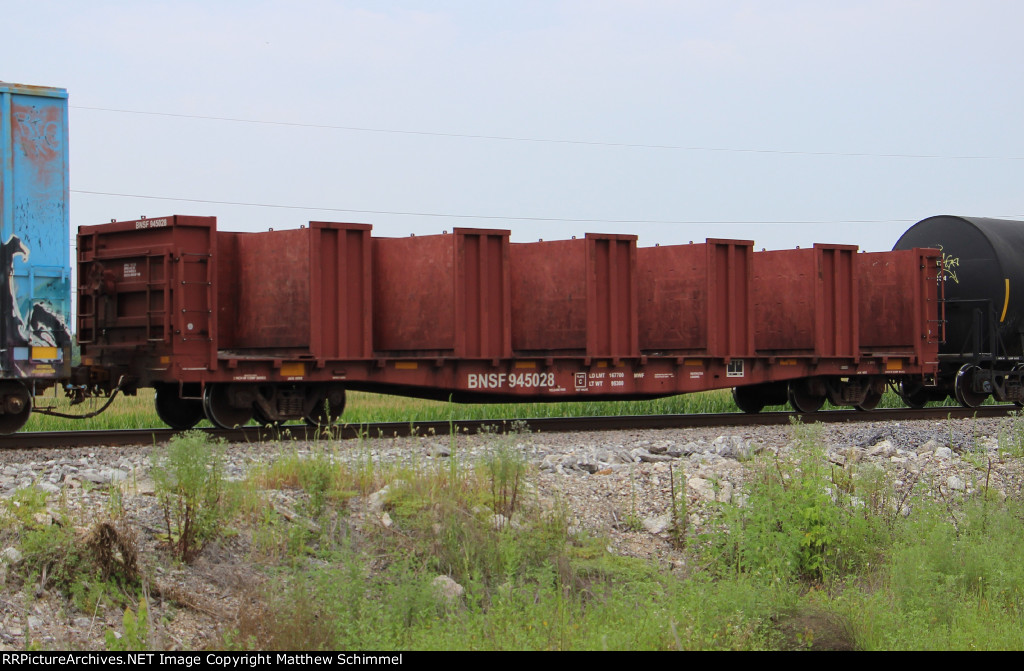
[{"x1": 0, "y1": 405, "x2": 1017, "y2": 450}]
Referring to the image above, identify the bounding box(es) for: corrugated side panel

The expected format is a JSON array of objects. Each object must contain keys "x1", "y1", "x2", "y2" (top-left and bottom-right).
[
  {"x1": 753, "y1": 245, "x2": 859, "y2": 357},
  {"x1": 0, "y1": 83, "x2": 71, "y2": 379},
  {"x1": 815, "y1": 245, "x2": 858, "y2": 358},
  {"x1": 511, "y1": 239, "x2": 587, "y2": 353},
  {"x1": 511, "y1": 235, "x2": 638, "y2": 358},
  {"x1": 232, "y1": 229, "x2": 311, "y2": 349},
  {"x1": 373, "y1": 234, "x2": 455, "y2": 352},
  {"x1": 753, "y1": 249, "x2": 814, "y2": 352},
  {"x1": 453, "y1": 229, "x2": 511, "y2": 359},
  {"x1": 309, "y1": 222, "x2": 372, "y2": 360},
  {"x1": 859, "y1": 248, "x2": 940, "y2": 360},
  {"x1": 216, "y1": 232, "x2": 241, "y2": 349},
  {"x1": 709, "y1": 240, "x2": 755, "y2": 358},
  {"x1": 637, "y1": 239, "x2": 753, "y2": 357},
  {"x1": 373, "y1": 229, "x2": 511, "y2": 357},
  {"x1": 586, "y1": 234, "x2": 639, "y2": 359},
  {"x1": 637, "y1": 243, "x2": 709, "y2": 351},
  {"x1": 859, "y1": 250, "x2": 916, "y2": 349}
]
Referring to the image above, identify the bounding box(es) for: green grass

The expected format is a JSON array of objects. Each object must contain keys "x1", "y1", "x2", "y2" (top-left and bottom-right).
[
  {"x1": 2, "y1": 481, "x2": 144, "y2": 622},
  {"x1": 21, "y1": 385, "x2": 981, "y2": 433},
  {"x1": 24, "y1": 387, "x2": 175, "y2": 432},
  {"x1": 212, "y1": 416, "x2": 1024, "y2": 650},
  {"x1": 9, "y1": 420, "x2": 1024, "y2": 649},
  {"x1": 224, "y1": 432, "x2": 786, "y2": 650},
  {"x1": 25, "y1": 388, "x2": 741, "y2": 432},
  {"x1": 340, "y1": 388, "x2": 740, "y2": 424}
]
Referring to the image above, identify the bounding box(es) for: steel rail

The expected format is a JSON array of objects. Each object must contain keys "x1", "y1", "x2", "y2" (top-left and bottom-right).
[{"x1": 0, "y1": 405, "x2": 1016, "y2": 450}]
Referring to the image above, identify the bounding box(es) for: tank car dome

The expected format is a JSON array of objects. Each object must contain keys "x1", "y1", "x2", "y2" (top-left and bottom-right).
[{"x1": 894, "y1": 215, "x2": 1024, "y2": 357}]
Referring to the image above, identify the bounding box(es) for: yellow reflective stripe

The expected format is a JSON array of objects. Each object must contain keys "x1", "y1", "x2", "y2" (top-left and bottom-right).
[{"x1": 1001, "y1": 278, "x2": 1010, "y2": 323}]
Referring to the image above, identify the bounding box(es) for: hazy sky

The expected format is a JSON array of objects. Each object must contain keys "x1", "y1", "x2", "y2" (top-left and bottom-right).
[{"x1": 5, "y1": 0, "x2": 1022, "y2": 251}]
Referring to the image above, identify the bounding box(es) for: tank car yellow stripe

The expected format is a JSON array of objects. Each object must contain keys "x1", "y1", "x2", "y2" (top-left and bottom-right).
[{"x1": 1001, "y1": 278, "x2": 1010, "y2": 323}]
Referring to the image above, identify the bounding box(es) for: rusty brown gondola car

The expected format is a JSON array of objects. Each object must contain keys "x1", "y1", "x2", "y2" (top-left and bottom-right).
[{"x1": 74, "y1": 215, "x2": 943, "y2": 429}]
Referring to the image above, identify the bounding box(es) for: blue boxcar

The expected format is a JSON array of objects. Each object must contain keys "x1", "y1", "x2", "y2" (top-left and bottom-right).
[{"x1": 0, "y1": 82, "x2": 72, "y2": 429}]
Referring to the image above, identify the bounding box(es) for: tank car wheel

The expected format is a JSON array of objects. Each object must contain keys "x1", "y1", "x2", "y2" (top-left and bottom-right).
[
  {"x1": 202, "y1": 384, "x2": 254, "y2": 429},
  {"x1": 154, "y1": 384, "x2": 204, "y2": 430},
  {"x1": 855, "y1": 389, "x2": 884, "y2": 411},
  {"x1": 954, "y1": 365, "x2": 988, "y2": 409},
  {"x1": 0, "y1": 381, "x2": 32, "y2": 434},
  {"x1": 788, "y1": 380, "x2": 826, "y2": 414},
  {"x1": 304, "y1": 386, "x2": 347, "y2": 428}
]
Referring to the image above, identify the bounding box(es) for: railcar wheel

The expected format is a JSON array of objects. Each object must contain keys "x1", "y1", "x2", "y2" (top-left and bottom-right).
[
  {"x1": 0, "y1": 382, "x2": 32, "y2": 434},
  {"x1": 788, "y1": 380, "x2": 826, "y2": 413},
  {"x1": 202, "y1": 384, "x2": 254, "y2": 429},
  {"x1": 732, "y1": 386, "x2": 766, "y2": 414},
  {"x1": 304, "y1": 386, "x2": 347, "y2": 428},
  {"x1": 855, "y1": 389, "x2": 884, "y2": 411},
  {"x1": 154, "y1": 384, "x2": 204, "y2": 430},
  {"x1": 954, "y1": 365, "x2": 988, "y2": 409},
  {"x1": 897, "y1": 380, "x2": 929, "y2": 408}
]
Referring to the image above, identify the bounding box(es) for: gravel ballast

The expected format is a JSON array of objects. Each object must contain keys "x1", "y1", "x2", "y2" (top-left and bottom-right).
[{"x1": 0, "y1": 414, "x2": 1020, "y2": 649}]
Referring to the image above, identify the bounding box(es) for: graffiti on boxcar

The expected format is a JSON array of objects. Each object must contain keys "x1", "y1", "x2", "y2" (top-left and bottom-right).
[
  {"x1": 0, "y1": 234, "x2": 72, "y2": 368},
  {"x1": 12, "y1": 108, "x2": 61, "y2": 159},
  {"x1": 1, "y1": 235, "x2": 30, "y2": 348},
  {"x1": 28, "y1": 302, "x2": 71, "y2": 347}
]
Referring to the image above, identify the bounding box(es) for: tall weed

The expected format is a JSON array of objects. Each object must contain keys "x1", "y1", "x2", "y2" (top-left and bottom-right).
[
  {"x1": 151, "y1": 431, "x2": 227, "y2": 562},
  {"x1": 709, "y1": 421, "x2": 891, "y2": 585}
]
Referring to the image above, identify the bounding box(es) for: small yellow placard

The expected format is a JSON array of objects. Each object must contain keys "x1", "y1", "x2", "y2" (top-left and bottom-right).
[{"x1": 886, "y1": 359, "x2": 904, "y2": 371}]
